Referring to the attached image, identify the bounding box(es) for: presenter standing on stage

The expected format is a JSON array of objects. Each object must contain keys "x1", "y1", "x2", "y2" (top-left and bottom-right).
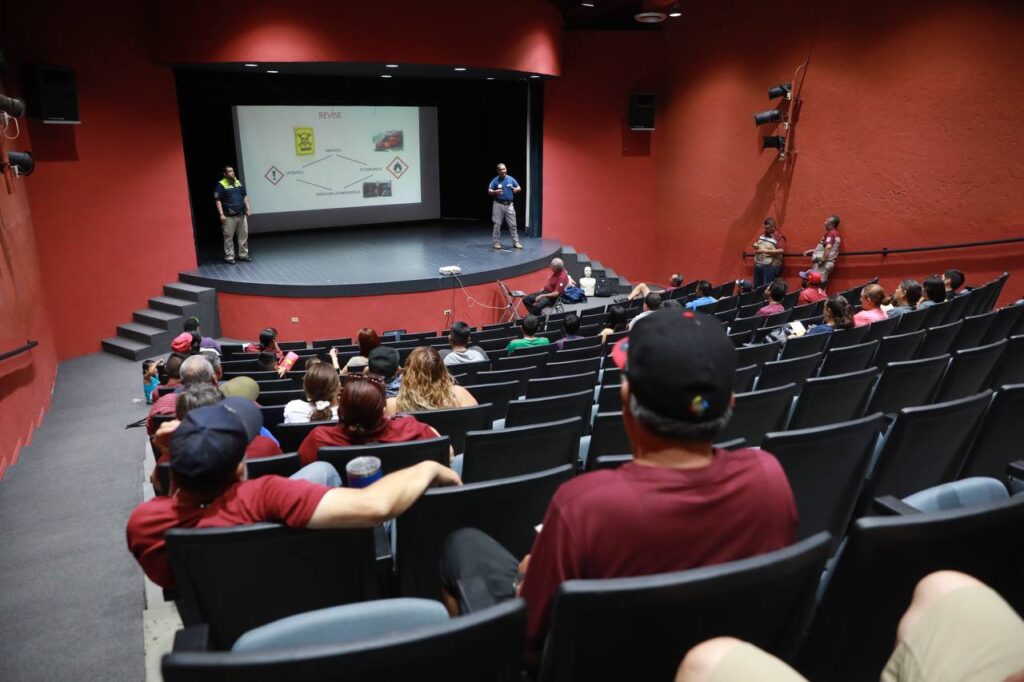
[
  {"x1": 214, "y1": 165, "x2": 252, "y2": 264},
  {"x1": 489, "y1": 163, "x2": 522, "y2": 250}
]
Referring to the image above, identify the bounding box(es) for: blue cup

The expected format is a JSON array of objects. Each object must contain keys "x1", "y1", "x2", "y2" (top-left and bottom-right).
[{"x1": 346, "y1": 456, "x2": 383, "y2": 488}]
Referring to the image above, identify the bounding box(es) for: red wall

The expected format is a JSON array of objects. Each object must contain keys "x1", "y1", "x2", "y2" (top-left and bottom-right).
[
  {"x1": 651, "y1": 0, "x2": 1024, "y2": 304},
  {"x1": 0, "y1": 160, "x2": 58, "y2": 480},
  {"x1": 543, "y1": 32, "x2": 664, "y2": 285},
  {"x1": 218, "y1": 270, "x2": 549, "y2": 343}
]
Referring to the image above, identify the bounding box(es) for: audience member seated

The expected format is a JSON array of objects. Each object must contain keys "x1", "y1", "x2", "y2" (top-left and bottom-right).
[
  {"x1": 506, "y1": 315, "x2": 552, "y2": 354},
  {"x1": 127, "y1": 397, "x2": 460, "y2": 590},
  {"x1": 628, "y1": 273, "x2": 684, "y2": 301},
  {"x1": 298, "y1": 378, "x2": 444, "y2": 467},
  {"x1": 599, "y1": 305, "x2": 630, "y2": 345},
  {"x1": 734, "y1": 279, "x2": 754, "y2": 297},
  {"x1": 854, "y1": 283, "x2": 888, "y2": 326},
  {"x1": 257, "y1": 350, "x2": 289, "y2": 378},
  {"x1": 388, "y1": 346, "x2": 477, "y2": 415},
  {"x1": 801, "y1": 295, "x2": 854, "y2": 336},
  {"x1": 284, "y1": 359, "x2": 341, "y2": 424},
  {"x1": 368, "y1": 346, "x2": 403, "y2": 397},
  {"x1": 676, "y1": 571, "x2": 1024, "y2": 682},
  {"x1": 797, "y1": 271, "x2": 827, "y2": 306},
  {"x1": 887, "y1": 279, "x2": 922, "y2": 318},
  {"x1": 440, "y1": 321, "x2": 488, "y2": 367},
  {"x1": 555, "y1": 313, "x2": 584, "y2": 350},
  {"x1": 244, "y1": 327, "x2": 284, "y2": 361},
  {"x1": 918, "y1": 276, "x2": 946, "y2": 309},
  {"x1": 685, "y1": 281, "x2": 718, "y2": 311},
  {"x1": 142, "y1": 360, "x2": 159, "y2": 405},
  {"x1": 756, "y1": 279, "x2": 787, "y2": 317},
  {"x1": 182, "y1": 315, "x2": 221, "y2": 354},
  {"x1": 147, "y1": 354, "x2": 217, "y2": 434},
  {"x1": 440, "y1": 310, "x2": 797, "y2": 661},
  {"x1": 169, "y1": 331, "x2": 196, "y2": 356},
  {"x1": 150, "y1": 353, "x2": 186, "y2": 402},
  {"x1": 328, "y1": 327, "x2": 381, "y2": 375},
  {"x1": 629, "y1": 293, "x2": 664, "y2": 329},
  {"x1": 523, "y1": 258, "x2": 569, "y2": 316},
  {"x1": 943, "y1": 268, "x2": 966, "y2": 300}
]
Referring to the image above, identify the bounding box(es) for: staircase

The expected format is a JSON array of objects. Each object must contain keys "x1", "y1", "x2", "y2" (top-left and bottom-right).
[
  {"x1": 560, "y1": 246, "x2": 633, "y2": 296},
  {"x1": 101, "y1": 281, "x2": 221, "y2": 361}
]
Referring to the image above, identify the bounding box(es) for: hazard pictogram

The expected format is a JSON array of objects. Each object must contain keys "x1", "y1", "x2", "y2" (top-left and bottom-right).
[
  {"x1": 387, "y1": 156, "x2": 409, "y2": 180},
  {"x1": 265, "y1": 166, "x2": 284, "y2": 185}
]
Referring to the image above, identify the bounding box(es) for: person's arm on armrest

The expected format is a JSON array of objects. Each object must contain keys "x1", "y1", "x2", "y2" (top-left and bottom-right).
[{"x1": 306, "y1": 461, "x2": 461, "y2": 529}]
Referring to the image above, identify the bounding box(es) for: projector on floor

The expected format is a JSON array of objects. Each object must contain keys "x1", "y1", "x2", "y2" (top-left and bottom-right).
[{"x1": 439, "y1": 265, "x2": 462, "y2": 276}]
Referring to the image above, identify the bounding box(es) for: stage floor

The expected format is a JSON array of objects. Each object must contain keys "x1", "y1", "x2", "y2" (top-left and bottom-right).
[{"x1": 181, "y1": 221, "x2": 561, "y2": 297}]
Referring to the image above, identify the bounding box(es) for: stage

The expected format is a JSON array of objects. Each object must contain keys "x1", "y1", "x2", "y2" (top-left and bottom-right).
[{"x1": 181, "y1": 221, "x2": 562, "y2": 297}]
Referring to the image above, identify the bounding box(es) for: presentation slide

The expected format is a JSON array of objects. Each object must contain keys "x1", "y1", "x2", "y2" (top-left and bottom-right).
[{"x1": 234, "y1": 105, "x2": 440, "y2": 233}]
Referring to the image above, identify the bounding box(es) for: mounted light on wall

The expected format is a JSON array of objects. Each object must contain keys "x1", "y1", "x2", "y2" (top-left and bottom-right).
[
  {"x1": 754, "y1": 109, "x2": 784, "y2": 126},
  {"x1": 3, "y1": 151, "x2": 35, "y2": 176},
  {"x1": 762, "y1": 136, "x2": 786, "y2": 151},
  {"x1": 767, "y1": 83, "x2": 792, "y2": 100}
]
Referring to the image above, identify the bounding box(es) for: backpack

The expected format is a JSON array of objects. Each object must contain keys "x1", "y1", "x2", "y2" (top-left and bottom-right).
[{"x1": 561, "y1": 286, "x2": 587, "y2": 304}]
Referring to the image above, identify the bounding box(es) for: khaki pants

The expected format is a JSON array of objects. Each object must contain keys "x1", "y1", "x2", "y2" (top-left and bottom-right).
[
  {"x1": 492, "y1": 201, "x2": 518, "y2": 244},
  {"x1": 222, "y1": 215, "x2": 248, "y2": 260}
]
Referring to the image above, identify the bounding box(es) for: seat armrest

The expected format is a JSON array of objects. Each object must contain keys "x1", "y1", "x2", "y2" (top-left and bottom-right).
[
  {"x1": 172, "y1": 624, "x2": 211, "y2": 652},
  {"x1": 872, "y1": 495, "x2": 922, "y2": 516},
  {"x1": 1007, "y1": 460, "x2": 1024, "y2": 480}
]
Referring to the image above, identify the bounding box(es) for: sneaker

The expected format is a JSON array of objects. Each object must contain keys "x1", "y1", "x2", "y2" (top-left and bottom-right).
[
  {"x1": 224, "y1": 257, "x2": 236, "y2": 264},
  {"x1": 493, "y1": 243, "x2": 502, "y2": 250},
  {"x1": 238, "y1": 256, "x2": 253, "y2": 262},
  {"x1": 513, "y1": 241, "x2": 523, "y2": 249}
]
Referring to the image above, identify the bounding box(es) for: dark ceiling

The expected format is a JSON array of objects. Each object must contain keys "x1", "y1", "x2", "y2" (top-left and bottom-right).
[{"x1": 548, "y1": 0, "x2": 683, "y2": 30}]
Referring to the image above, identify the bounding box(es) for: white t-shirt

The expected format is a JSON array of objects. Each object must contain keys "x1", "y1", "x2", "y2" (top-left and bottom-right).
[{"x1": 283, "y1": 399, "x2": 339, "y2": 424}]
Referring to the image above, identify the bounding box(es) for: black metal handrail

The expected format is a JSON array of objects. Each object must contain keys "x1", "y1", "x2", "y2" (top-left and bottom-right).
[
  {"x1": 0, "y1": 340, "x2": 38, "y2": 362},
  {"x1": 742, "y1": 235, "x2": 1024, "y2": 259}
]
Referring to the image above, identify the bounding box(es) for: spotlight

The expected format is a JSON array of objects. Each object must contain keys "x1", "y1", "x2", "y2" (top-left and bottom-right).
[
  {"x1": 0, "y1": 94, "x2": 26, "y2": 118},
  {"x1": 668, "y1": 2, "x2": 682, "y2": 17},
  {"x1": 768, "y1": 83, "x2": 792, "y2": 100},
  {"x1": 754, "y1": 109, "x2": 783, "y2": 126},
  {"x1": 4, "y1": 151, "x2": 34, "y2": 176},
  {"x1": 762, "y1": 136, "x2": 786, "y2": 151}
]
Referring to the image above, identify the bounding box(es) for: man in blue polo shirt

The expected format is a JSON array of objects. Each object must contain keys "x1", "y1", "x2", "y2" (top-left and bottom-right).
[
  {"x1": 213, "y1": 165, "x2": 252, "y2": 264},
  {"x1": 488, "y1": 163, "x2": 522, "y2": 250}
]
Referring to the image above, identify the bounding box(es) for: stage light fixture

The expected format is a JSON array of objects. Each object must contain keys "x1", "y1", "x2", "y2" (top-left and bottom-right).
[
  {"x1": 668, "y1": 3, "x2": 682, "y2": 17},
  {"x1": 762, "y1": 136, "x2": 785, "y2": 151},
  {"x1": 754, "y1": 109, "x2": 783, "y2": 126},
  {"x1": 0, "y1": 94, "x2": 25, "y2": 117},
  {"x1": 3, "y1": 151, "x2": 34, "y2": 176},
  {"x1": 768, "y1": 83, "x2": 792, "y2": 100}
]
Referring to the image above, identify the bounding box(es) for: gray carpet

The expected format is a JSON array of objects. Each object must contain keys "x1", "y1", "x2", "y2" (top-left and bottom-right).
[{"x1": 0, "y1": 352, "x2": 147, "y2": 681}]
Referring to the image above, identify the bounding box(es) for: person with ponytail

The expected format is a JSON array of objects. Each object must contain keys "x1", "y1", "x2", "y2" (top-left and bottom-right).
[{"x1": 283, "y1": 359, "x2": 341, "y2": 424}]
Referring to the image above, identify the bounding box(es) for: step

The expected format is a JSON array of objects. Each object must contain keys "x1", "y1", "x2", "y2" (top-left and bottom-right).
[
  {"x1": 164, "y1": 281, "x2": 213, "y2": 302},
  {"x1": 101, "y1": 336, "x2": 150, "y2": 361},
  {"x1": 133, "y1": 308, "x2": 181, "y2": 330},
  {"x1": 149, "y1": 295, "x2": 197, "y2": 315},
  {"x1": 117, "y1": 321, "x2": 169, "y2": 344}
]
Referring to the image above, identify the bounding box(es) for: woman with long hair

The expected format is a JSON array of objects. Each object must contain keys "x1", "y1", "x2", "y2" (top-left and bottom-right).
[
  {"x1": 283, "y1": 359, "x2": 341, "y2": 424},
  {"x1": 918, "y1": 276, "x2": 947, "y2": 309},
  {"x1": 804, "y1": 295, "x2": 854, "y2": 336},
  {"x1": 388, "y1": 346, "x2": 477, "y2": 415},
  {"x1": 599, "y1": 304, "x2": 630, "y2": 344}
]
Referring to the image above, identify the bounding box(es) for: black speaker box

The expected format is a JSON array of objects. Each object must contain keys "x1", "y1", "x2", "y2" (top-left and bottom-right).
[
  {"x1": 24, "y1": 64, "x2": 80, "y2": 124},
  {"x1": 629, "y1": 92, "x2": 655, "y2": 131}
]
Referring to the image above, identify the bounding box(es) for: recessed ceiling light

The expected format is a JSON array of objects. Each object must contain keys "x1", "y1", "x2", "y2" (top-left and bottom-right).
[
  {"x1": 454, "y1": 67, "x2": 467, "y2": 71},
  {"x1": 486, "y1": 77, "x2": 496, "y2": 80},
  {"x1": 385, "y1": 64, "x2": 399, "y2": 68},
  {"x1": 266, "y1": 70, "x2": 279, "y2": 74},
  {"x1": 530, "y1": 74, "x2": 540, "y2": 79},
  {"x1": 244, "y1": 63, "x2": 258, "y2": 67},
  {"x1": 634, "y1": 11, "x2": 667, "y2": 23},
  {"x1": 381, "y1": 74, "x2": 392, "y2": 78},
  {"x1": 669, "y1": 11, "x2": 682, "y2": 17},
  {"x1": 581, "y1": 2, "x2": 595, "y2": 7}
]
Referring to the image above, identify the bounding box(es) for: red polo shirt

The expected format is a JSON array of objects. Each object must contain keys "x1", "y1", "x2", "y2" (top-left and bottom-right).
[
  {"x1": 297, "y1": 415, "x2": 438, "y2": 466},
  {"x1": 543, "y1": 270, "x2": 569, "y2": 297}
]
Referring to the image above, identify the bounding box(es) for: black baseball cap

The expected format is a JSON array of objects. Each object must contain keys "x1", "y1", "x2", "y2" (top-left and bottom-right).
[
  {"x1": 170, "y1": 397, "x2": 262, "y2": 487},
  {"x1": 611, "y1": 309, "x2": 736, "y2": 422},
  {"x1": 368, "y1": 346, "x2": 400, "y2": 378}
]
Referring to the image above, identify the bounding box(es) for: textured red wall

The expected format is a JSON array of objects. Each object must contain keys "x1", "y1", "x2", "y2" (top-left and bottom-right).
[
  {"x1": 218, "y1": 270, "x2": 550, "y2": 343},
  {"x1": 0, "y1": 165, "x2": 58, "y2": 480},
  {"x1": 652, "y1": 0, "x2": 1024, "y2": 304},
  {"x1": 543, "y1": 32, "x2": 664, "y2": 285}
]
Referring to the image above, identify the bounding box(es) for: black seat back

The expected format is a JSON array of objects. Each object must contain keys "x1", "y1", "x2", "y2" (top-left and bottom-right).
[
  {"x1": 318, "y1": 437, "x2": 451, "y2": 484},
  {"x1": 505, "y1": 390, "x2": 593, "y2": 434},
  {"x1": 865, "y1": 354, "x2": 949, "y2": 416},
  {"x1": 917, "y1": 319, "x2": 963, "y2": 358},
  {"x1": 734, "y1": 364, "x2": 758, "y2": 393},
  {"x1": 756, "y1": 353, "x2": 822, "y2": 391},
  {"x1": 167, "y1": 524, "x2": 377, "y2": 650},
  {"x1": 546, "y1": 357, "x2": 602, "y2": 379},
  {"x1": 401, "y1": 404, "x2": 493, "y2": 454},
  {"x1": 245, "y1": 452, "x2": 301, "y2": 479},
  {"x1": 462, "y1": 417, "x2": 581, "y2": 483},
  {"x1": 788, "y1": 368, "x2": 879, "y2": 430},
  {"x1": 465, "y1": 381, "x2": 520, "y2": 421},
  {"x1": 797, "y1": 494, "x2": 1024, "y2": 681},
  {"x1": 162, "y1": 599, "x2": 527, "y2": 682},
  {"x1": 919, "y1": 300, "x2": 952, "y2": 328},
  {"x1": 526, "y1": 371, "x2": 598, "y2": 399},
  {"x1": 779, "y1": 331, "x2": 829, "y2": 360},
  {"x1": 256, "y1": 389, "x2": 305, "y2": 407},
  {"x1": 595, "y1": 383, "x2": 623, "y2": 412},
  {"x1": 586, "y1": 412, "x2": 632, "y2": 468},
  {"x1": 735, "y1": 341, "x2": 781, "y2": 370},
  {"x1": 716, "y1": 383, "x2": 797, "y2": 447},
  {"x1": 892, "y1": 307, "x2": 928, "y2": 334},
  {"x1": 872, "y1": 330, "x2": 925, "y2": 367},
  {"x1": 818, "y1": 340, "x2": 878, "y2": 377},
  {"x1": 934, "y1": 339, "x2": 1006, "y2": 402},
  {"x1": 951, "y1": 311, "x2": 996, "y2": 352},
  {"x1": 981, "y1": 304, "x2": 1024, "y2": 344},
  {"x1": 763, "y1": 413, "x2": 885, "y2": 546},
  {"x1": 276, "y1": 420, "x2": 337, "y2": 453},
  {"x1": 537, "y1": 534, "x2": 832, "y2": 682},
  {"x1": 476, "y1": 366, "x2": 540, "y2": 395},
  {"x1": 861, "y1": 315, "x2": 899, "y2": 344},
  {"x1": 959, "y1": 384, "x2": 1024, "y2": 479},
  {"x1": 825, "y1": 325, "x2": 869, "y2": 349},
  {"x1": 396, "y1": 465, "x2": 574, "y2": 599}
]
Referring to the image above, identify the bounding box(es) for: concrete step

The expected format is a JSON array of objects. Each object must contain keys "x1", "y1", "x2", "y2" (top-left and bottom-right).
[
  {"x1": 117, "y1": 321, "x2": 168, "y2": 344},
  {"x1": 101, "y1": 336, "x2": 150, "y2": 361},
  {"x1": 164, "y1": 282, "x2": 213, "y2": 302},
  {"x1": 149, "y1": 295, "x2": 197, "y2": 315},
  {"x1": 133, "y1": 308, "x2": 181, "y2": 330}
]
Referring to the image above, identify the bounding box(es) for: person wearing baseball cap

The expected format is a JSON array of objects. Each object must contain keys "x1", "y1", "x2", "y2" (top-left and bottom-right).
[
  {"x1": 438, "y1": 309, "x2": 797, "y2": 662},
  {"x1": 797, "y1": 270, "x2": 828, "y2": 306},
  {"x1": 127, "y1": 397, "x2": 461, "y2": 590}
]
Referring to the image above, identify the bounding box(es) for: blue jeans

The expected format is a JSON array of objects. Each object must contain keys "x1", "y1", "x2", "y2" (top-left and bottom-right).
[
  {"x1": 754, "y1": 264, "x2": 782, "y2": 288},
  {"x1": 289, "y1": 461, "x2": 342, "y2": 487}
]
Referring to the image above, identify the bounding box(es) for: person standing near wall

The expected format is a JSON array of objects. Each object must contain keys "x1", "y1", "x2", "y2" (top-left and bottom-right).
[
  {"x1": 488, "y1": 163, "x2": 522, "y2": 250},
  {"x1": 214, "y1": 165, "x2": 252, "y2": 264},
  {"x1": 801, "y1": 215, "x2": 841, "y2": 283},
  {"x1": 752, "y1": 218, "x2": 786, "y2": 287}
]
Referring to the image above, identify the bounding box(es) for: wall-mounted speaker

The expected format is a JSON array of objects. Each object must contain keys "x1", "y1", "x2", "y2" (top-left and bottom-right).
[
  {"x1": 24, "y1": 64, "x2": 80, "y2": 124},
  {"x1": 629, "y1": 92, "x2": 655, "y2": 131}
]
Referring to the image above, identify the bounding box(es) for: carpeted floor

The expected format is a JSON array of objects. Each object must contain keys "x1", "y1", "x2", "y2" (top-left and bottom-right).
[{"x1": 0, "y1": 352, "x2": 148, "y2": 681}]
